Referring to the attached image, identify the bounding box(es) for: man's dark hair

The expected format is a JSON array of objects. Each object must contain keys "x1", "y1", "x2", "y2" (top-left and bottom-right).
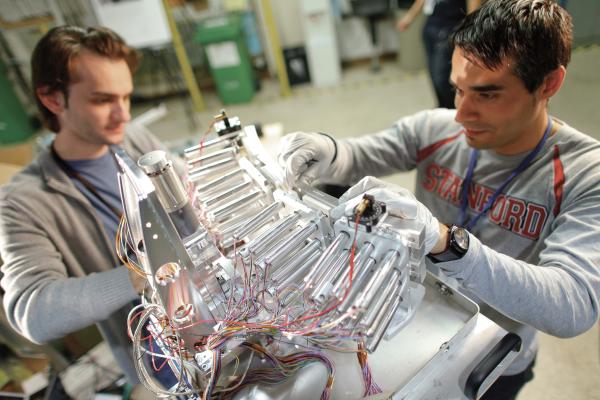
[
  {"x1": 451, "y1": 0, "x2": 572, "y2": 93},
  {"x1": 31, "y1": 26, "x2": 140, "y2": 133}
]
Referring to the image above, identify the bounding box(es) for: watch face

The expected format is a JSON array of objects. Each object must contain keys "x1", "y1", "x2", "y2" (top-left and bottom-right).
[{"x1": 453, "y1": 227, "x2": 470, "y2": 252}]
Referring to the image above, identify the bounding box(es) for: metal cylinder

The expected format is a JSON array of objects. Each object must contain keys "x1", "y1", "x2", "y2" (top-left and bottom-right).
[
  {"x1": 208, "y1": 190, "x2": 263, "y2": 222},
  {"x1": 138, "y1": 150, "x2": 188, "y2": 213},
  {"x1": 352, "y1": 250, "x2": 401, "y2": 313},
  {"x1": 188, "y1": 157, "x2": 238, "y2": 182},
  {"x1": 311, "y1": 251, "x2": 350, "y2": 303},
  {"x1": 187, "y1": 146, "x2": 237, "y2": 167},
  {"x1": 276, "y1": 248, "x2": 322, "y2": 297},
  {"x1": 245, "y1": 212, "x2": 301, "y2": 257},
  {"x1": 218, "y1": 205, "x2": 268, "y2": 238},
  {"x1": 303, "y1": 232, "x2": 351, "y2": 290},
  {"x1": 219, "y1": 203, "x2": 281, "y2": 249},
  {"x1": 261, "y1": 222, "x2": 318, "y2": 269},
  {"x1": 337, "y1": 257, "x2": 376, "y2": 313},
  {"x1": 271, "y1": 239, "x2": 321, "y2": 283},
  {"x1": 195, "y1": 168, "x2": 244, "y2": 194},
  {"x1": 232, "y1": 202, "x2": 282, "y2": 241},
  {"x1": 360, "y1": 270, "x2": 401, "y2": 328},
  {"x1": 138, "y1": 150, "x2": 200, "y2": 238},
  {"x1": 184, "y1": 131, "x2": 240, "y2": 157},
  {"x1": 331, "y1": 242, "x2": 374, "y2": 295},
  {"x1": 366, "y1": 292, "x2": 402, "y2": 353},
  {"x1": 201, "y1": 180, "x2": 253, "y2": 209},
  {"x1": 254, "y1": 225, "x2": 299, "y2": 267},
  {"x1": 189, "y1": 156, "x2": 236, "y2": 176}
]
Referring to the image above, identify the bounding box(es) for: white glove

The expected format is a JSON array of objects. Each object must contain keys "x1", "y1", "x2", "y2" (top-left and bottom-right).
[
  {"x1": 331, "y1": 176, "x2": 442, "y2": 254},
  {"x1": 278, "y1": 132, "x2": 337, "y2": 188}
]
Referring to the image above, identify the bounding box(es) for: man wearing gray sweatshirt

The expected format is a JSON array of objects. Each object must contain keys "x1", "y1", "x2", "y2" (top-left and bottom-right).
[
  {"x1": 279, "y1": 1, "x2": 600, "y2": 399},
  {"x1": 0, "y1": 26, "x2": 166, "y2": 385}
]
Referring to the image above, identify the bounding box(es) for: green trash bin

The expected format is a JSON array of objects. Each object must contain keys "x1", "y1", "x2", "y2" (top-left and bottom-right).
[
  {"x1": 196, "y1": 14, "x2": 255, "y2": 104},
  {"x1": 0, "y1": 59, "x2": 35, "y2": 145}
]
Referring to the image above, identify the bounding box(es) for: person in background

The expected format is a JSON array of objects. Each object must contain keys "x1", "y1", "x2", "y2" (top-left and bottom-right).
[
  {"x1": 0, "y1": 26, "x2": 173, "y2": 391},
  {"x1": 397, "y1": 0, "x2": 481, "y2": 108},
  {"x1": 280, "y1": 1, "x2": 599, "y2": 398}
]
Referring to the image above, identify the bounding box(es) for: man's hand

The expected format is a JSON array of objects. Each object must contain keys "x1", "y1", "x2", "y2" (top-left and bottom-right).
[
  {"x1": 278, "y1": 132, "x2": 337, "y2": 188},
  {"x1": 332, "y1": 176, "x2": 442, "y2": 254},
  {"x1": 128, "y1": 269, "x2": 147, "y2": 294},
  {"x1": 396, "y1": 15, "x2": 413, "y2": 31}
]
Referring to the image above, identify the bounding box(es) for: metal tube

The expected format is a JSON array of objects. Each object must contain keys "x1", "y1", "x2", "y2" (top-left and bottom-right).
[
  {"x1": 271, "y1": 239, "x2": 321, "y2": 283},
  {"x1": 184, "y1": 131, "x2": 240, "y2": 156},
  {"x1": 138, "y1": 151, "x2": 200, "y2": 238},
  {"x1": 187, "y1": 146, "x2": 237, "y2": 167},
  {"x1": 218, "y1": 206, "x2": 264, "y2": 234},
  {"x1": 195, "y1": 168, "x2": 243, "y2": 193},
  {"x1": 366, "y1": 291, "x2": 403, "y2": 353},
  {"x1": 201, "y1": 180, "x2": 253, "y2": 208},
  {"x1": 209, "y1": 190, "x2": 263, "y2": 222},
  {"x1": 337, "y1": 258, "x2": 376, "y2": 313},
  {"x1": 303, "y1": 232, "x2": 351, "y2": 290},
  {"x1": 260, "y1": 222, "x2": 318, "y2": 269},
  {"x1": 311, "y1": 251, "x2": 350, "y2": 303},
  {"x1": 188, "y1": 157, "x2": 237, "y2": 181},
  {"x1": 232, "y1": 202, "x2": 282, "y2": 240},
  {"x1": 138, "y1": 150, "x2": 188, "y2": 212},
  {"x1": 352, "y1": 250, "x2": 400, "y2": 312},
  {"x1": 254, "y1": 225, "x2": 299, "y2": 266},
  {"x1": 220, "y1": 202, "x2": 282, "y2": 248},
  {"x1": 276, "y1": 249, "x2": 322, "y2": 295},
  {"x1": 216, "y1": 204, "x2": 266, "y2": 237},
  {"x1": 331, "y1": 242, "x2": 374, "y2": 295},
  {"x1": 189, "y1": 156, "x2": 235, "y2": 174},
  {"x1": 360, "y1": 270, "x2": 401, "y2": 328},
  {"x1": 245, "y1": 212, "x2": 301, "y2": 257}
]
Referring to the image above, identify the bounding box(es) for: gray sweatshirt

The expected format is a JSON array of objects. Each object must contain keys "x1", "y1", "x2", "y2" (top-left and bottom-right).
[
  {"x1": 333, "y1": 108, "x2": 600, "y2": 374},
  {"x1": 0, "y1": 125, "x2": 167, "y2": 383}
]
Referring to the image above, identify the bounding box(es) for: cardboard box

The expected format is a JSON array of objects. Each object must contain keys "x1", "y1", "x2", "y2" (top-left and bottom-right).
[{"x1": 0, "y1": 356, "x2": 49, "y2": 399}]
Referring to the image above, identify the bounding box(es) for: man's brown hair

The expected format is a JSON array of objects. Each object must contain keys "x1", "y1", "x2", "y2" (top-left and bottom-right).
[{"x1": 31, "y1": 26, "x2": 140, "y2": 133}]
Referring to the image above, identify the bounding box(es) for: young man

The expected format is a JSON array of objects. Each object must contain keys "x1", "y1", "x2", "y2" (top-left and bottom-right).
[
  {"x1": 279, "y1": 0, "x2": 600, "y2": 398},
  {"x1": 0, "y1": 26, "x2": 167, "y2": 384}
]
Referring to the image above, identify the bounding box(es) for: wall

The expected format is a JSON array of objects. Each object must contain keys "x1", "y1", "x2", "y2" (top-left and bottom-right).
[
  {"x1": 270, "y1": 0, "x2": 303, "y2": 47},
  {"x1": 567, "y1": 1, "x2": 600, "y2": 47}
]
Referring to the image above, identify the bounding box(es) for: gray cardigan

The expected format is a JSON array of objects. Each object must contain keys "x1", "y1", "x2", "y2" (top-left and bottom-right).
[{"x1": 0, "y1": 126, "x2": 167, "y2": 382}]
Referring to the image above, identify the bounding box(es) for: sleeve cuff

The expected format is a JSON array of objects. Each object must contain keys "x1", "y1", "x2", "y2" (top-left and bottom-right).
[{"x1": 438, "y1": 232, "x2": 480, "y2": 282}]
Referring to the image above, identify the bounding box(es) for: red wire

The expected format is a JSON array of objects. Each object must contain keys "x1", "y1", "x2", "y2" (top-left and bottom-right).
[
  {"x1": 198, "y1": 119, "x2": 216, "y2": 153},
  {"x1": 280, "y1": 212, "x2": 362, "y2": 328},
  {"x1": 139, "y1": 209, "x2": 364, "y2": 357},
  {"x1": 128, "y1": 309, "x2": 147, "y2": 340},
  {"x1": 148, "y1": 334, "x2": 170, "y2": 372}
]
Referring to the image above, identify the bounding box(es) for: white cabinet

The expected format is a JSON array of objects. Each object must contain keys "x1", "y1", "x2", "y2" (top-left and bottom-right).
[{"x1": 300, "y1": 0, "x2": 341, "y2": 87}]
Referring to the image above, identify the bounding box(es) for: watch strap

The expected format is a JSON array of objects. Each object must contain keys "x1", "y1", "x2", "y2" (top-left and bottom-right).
[{"x1": 427, "y1": 225, "x2": 468, "y2": 263}]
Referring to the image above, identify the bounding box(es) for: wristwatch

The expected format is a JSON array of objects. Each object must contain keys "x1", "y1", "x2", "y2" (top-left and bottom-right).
[{"x1": 427, "y1": 225, "x2": 470, "y2": 263}]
